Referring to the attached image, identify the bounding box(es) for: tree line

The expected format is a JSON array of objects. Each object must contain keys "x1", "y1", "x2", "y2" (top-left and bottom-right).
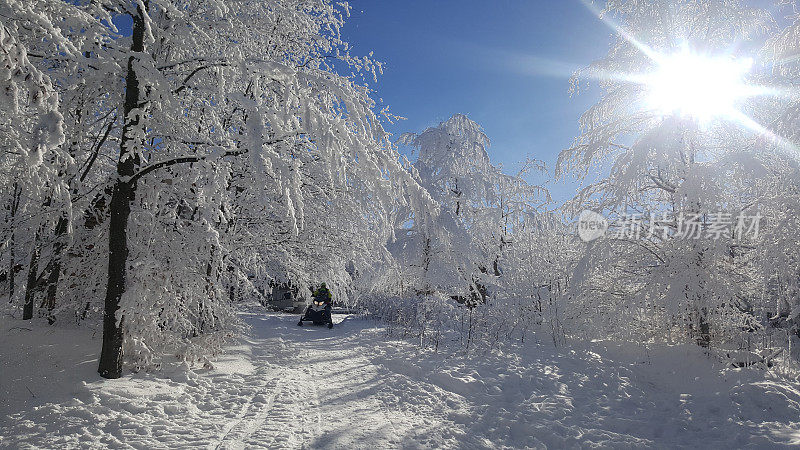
[{"x1": 2, "y1": 0, "x2": 800, "y2": 378}]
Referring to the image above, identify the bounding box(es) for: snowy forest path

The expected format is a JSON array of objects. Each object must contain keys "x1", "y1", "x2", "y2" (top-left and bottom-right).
[
  {"x1": 222, "y1": 311, "x2": 464, "y2": 449},
  {"x1": 1, "y1": 310, "x2": 465, "y2": 449},
  {"x1": 4, "y1": 310, "x2": 800, "y2": 448}
]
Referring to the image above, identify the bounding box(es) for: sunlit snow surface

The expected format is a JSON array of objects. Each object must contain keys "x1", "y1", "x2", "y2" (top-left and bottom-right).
[{"x1": 2, "y1": 308, "x2": 800, "y2": 448}]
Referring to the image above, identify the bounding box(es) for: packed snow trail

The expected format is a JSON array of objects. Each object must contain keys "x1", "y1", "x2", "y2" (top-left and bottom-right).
[
  {"x1": 3, "y1": 310, "x2": 800, "y2": 448},
  {"x1": 2, "y1": 312, "x2": 473, "y2": 448}
]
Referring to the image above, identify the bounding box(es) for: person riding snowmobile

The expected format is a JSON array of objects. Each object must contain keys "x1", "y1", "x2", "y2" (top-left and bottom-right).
[{"x1": 297, "y1": 283, "x2": 334, "y2": 328}]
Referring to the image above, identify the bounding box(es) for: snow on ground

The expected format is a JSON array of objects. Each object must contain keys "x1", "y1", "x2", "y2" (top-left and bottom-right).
[{"x1": 2, "y1": 308, "x2": 800, "y2": 449}]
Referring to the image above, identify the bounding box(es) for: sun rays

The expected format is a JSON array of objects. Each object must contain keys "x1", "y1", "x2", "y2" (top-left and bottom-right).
[{"x1": 644, "y1": 50, "x2": 754, "y2": 121}]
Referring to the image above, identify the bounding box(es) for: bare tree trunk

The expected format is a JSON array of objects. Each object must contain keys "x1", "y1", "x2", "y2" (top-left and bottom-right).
[
  {"x1": 22, "y1": 230, "x2": 41, "y2": 320},
  {"x1": 8, "y1": 183, "x2": 20, "y2": 303},
  {"x1": 44, "y1": 214, "x2": 68, "y2": 324},
  {"x1": 7, "y1": 233, "x2": 13, "y2": 303},
  {"x1": 97, "y1": 8, "x2": 145, "y2": 379},
  {"x1": 466, "y1": 307, "x2": 473, "y2": 350}
]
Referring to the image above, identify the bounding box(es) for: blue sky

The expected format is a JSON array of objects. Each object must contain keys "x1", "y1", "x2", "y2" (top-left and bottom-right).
[
  {"x1": 340, "y1": 0, "x2": 785, "y2": 202},
  {"x1": 342, "y1": 1, "x2": 613, "y2": 200}
]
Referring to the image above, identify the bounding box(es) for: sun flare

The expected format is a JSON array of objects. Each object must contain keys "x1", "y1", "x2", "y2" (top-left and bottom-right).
[{"x1": 645, "y1": 51, "x2": 754, "y2": 121}]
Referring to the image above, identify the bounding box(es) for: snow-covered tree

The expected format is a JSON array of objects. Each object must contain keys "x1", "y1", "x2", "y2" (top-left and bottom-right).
[
  {"x1": 3, "y1": 0, "x2": 430, "y2": 378},
  {"x1": 394, "y1": 114, "x2": 499, "y2": 302},
  {"x1": 381, "y1": 114, "x2": 559, "y2": 348},
  {"x1": 556, "y1": 0, "x2": 794, "y2": 348},
  {"x1": 748, "y1": 4, "x2": 800, "y2": 338},
  {"x1": 0, "y1": 0, "x2": 89, "y2": 325}
]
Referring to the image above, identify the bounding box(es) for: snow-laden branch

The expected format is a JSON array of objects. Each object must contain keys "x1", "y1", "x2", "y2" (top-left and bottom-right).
[{"x1": 125, "y1": 133, "x2": 304, "y2": 185}]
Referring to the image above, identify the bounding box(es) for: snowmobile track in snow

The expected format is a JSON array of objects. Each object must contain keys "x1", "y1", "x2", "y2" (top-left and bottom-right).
[{"x1": 212, "y1": 372, "x2": 286, "y2": 450}]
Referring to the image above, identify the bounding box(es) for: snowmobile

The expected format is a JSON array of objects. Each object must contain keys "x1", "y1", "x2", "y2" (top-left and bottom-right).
[{"x1": 297, "y1": 297, "x2": 334, "y2": 329}]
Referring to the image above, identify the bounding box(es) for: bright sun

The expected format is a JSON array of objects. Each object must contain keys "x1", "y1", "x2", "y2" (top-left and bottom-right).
[{"x1": 645, "y1": 51, "x2": 754, "y2": 120}]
